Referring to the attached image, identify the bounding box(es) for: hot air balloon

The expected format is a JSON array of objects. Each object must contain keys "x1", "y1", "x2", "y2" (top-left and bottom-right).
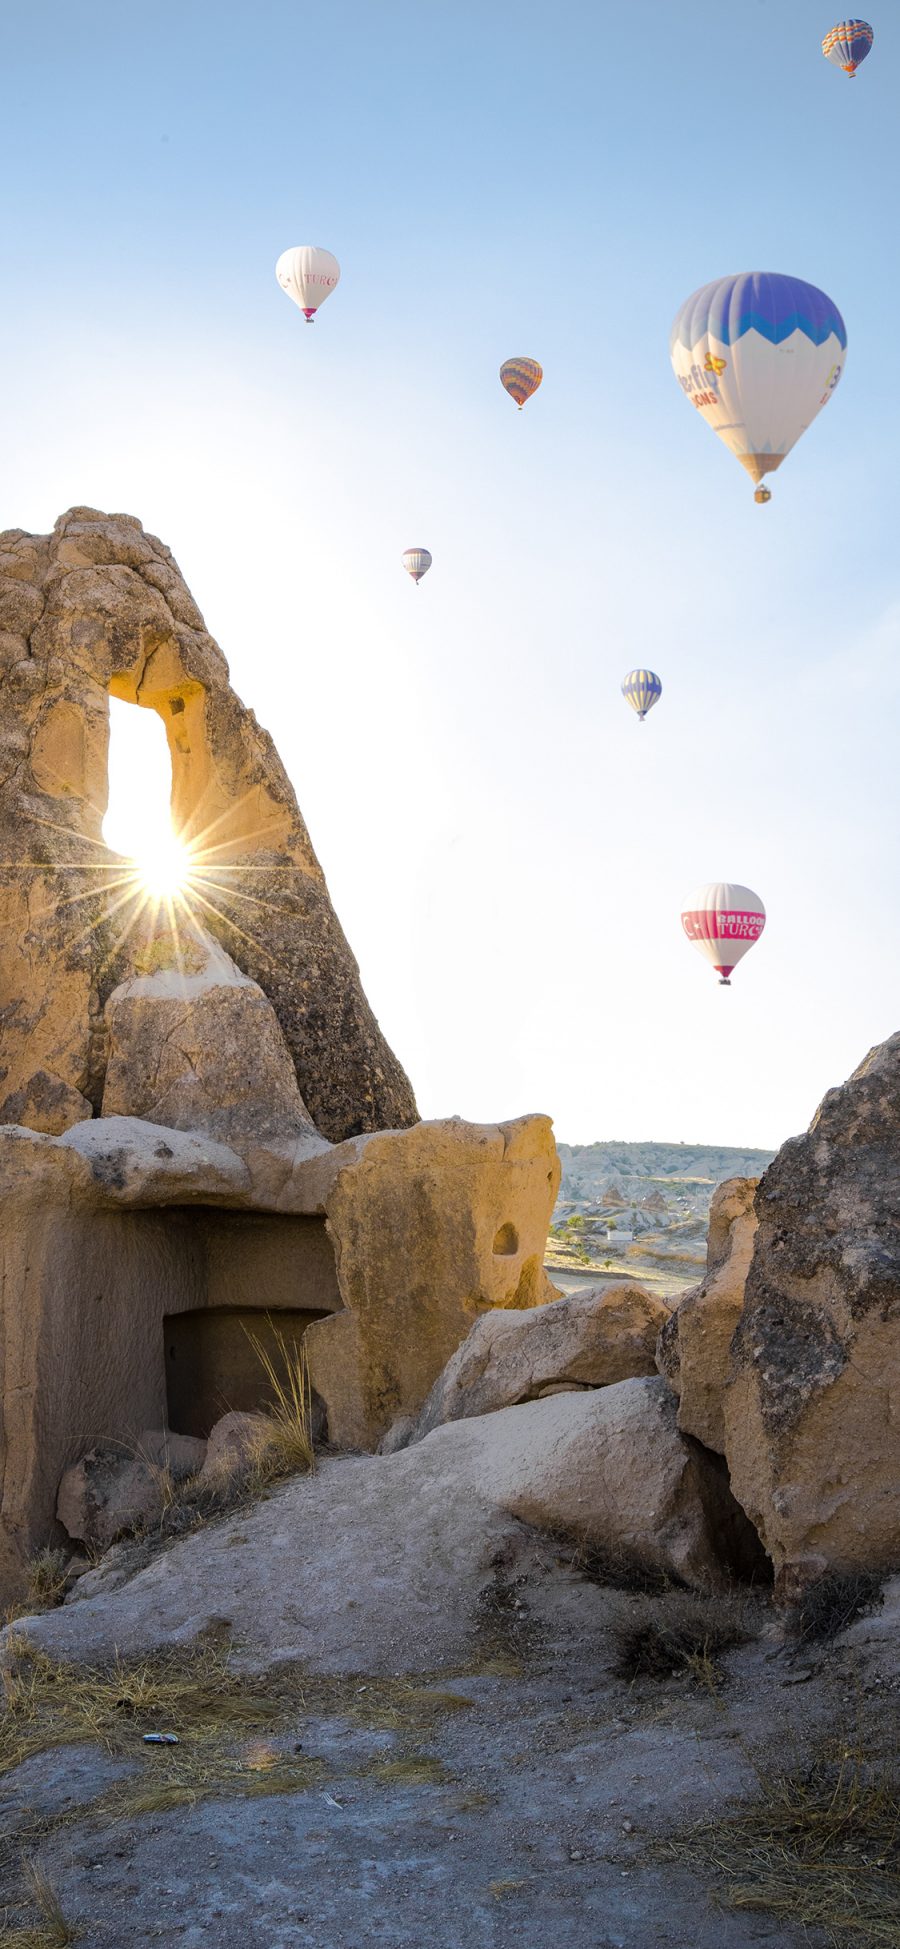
[
  {"x1": 275, "y1": 246, "x2": 341, "y2": 322},
  {"x1": 670, "y1": 273, "x2": 847, "y2": 499},
  {"x1": 402, "y1": 547, "x2": 432, "y2": 585},
  {"x1": 822, "y1": 18, "x2": 874, "y2": 73},
  {"x1": 500, "y1": 358, "x2": 542, "y2": 409},
  {"x1": 681, "y1": 883, "x2": 766, "y2": 987},
  {"x1": 622, "y1": 670, "x2": 662, "y2": 721}
]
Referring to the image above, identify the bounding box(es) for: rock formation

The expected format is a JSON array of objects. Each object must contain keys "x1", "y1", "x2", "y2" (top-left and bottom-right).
[
  {"x1": 408, "y1": 1282, "x2": 669, "y2": 1443},
  {"x1": 655, "y1": 1177, "x2": 758, "y2": 1452},
  {"x1": 0, "y1": 507, "x2": 417, "y2": 1143},
  {"x1": 0, "y1": 509, "x2": 561, "y2": 1602},
  {"x1": 723, "y1": 1033, "x2": 900, "y2": 1588}
]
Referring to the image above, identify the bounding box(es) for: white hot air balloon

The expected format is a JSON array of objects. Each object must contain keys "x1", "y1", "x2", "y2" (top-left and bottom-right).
[
  {"x1": 670, "y1": 273, "x2": 846, "y2": 499},
  {"x1": 275, "y1": 246, "x2": 341, "y2": 322},
  {"x1": 402, "y1": 547, "x2": 432, "y2": 585},
  {"x1": 681, "y1": 882, "x2": 766, "y2": 986}
]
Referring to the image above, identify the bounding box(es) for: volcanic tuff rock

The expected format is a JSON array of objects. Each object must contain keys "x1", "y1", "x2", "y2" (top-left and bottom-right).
[
  {"x1": 0, "y1": 1109, "x2": 559, "y2": 1598},
  {"x1": 656, "y1": 1177, "x2": 759, "y2": 1453},
  {"x1": 723, "y1": 1033, "x2": 900, "y2": 1585},
  {"x1": 303, "y1": 1115, "x2": 561, "y2": 1450},
  {"x1": 409, "y1": 1282, "x2": 669, "y2": 1442},
  {"x1": 101, "y1": 930, "x2": 323, "y2": 1148},
  {"x1": 0, "y1": 507, "x2": 417, "y2": 1142}
]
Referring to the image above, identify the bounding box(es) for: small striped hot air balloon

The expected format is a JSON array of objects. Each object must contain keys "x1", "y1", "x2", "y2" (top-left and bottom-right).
[
  {"x1": 681, "y1": 883, "x2": 766, "y2": 987},
  {"x1": 822, "y1": 18, "x2": 874, "y2": 74},
  {"x1": 402, "y1": 547, "x2": 432, "y2": 585},
  {"x1": 622, "y1": 670, "x2": 662, "y2": 721},
  {"x1": 500, "y1": 358, "x2": 543, "y2": 409},
  {"x1": 275, "y1": 246, "x2": 341, "y2": 322}
]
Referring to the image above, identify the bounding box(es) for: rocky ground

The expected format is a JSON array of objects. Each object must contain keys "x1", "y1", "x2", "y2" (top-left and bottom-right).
[{"x1": 2, "y1": 1437, "x2": 897, "y2": 1949}]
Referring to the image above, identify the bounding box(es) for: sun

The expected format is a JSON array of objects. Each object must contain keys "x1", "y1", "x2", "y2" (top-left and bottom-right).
[{"x1": 134, "y1": 831, "x2": 194, "y2": 901}]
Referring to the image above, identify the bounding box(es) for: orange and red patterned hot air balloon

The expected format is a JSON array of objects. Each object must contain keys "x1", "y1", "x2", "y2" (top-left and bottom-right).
[
  {"x1": 821, "y1": 19, "x2": 874, "y2": 74},
  {"x1": 500, "y1": 358, "x2": 543, "y2": 410}
]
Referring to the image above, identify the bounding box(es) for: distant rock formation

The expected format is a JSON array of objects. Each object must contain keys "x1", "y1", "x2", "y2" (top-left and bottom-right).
[{"x1": 0, "y1": 507, "x2": 417, "y2": 1143}]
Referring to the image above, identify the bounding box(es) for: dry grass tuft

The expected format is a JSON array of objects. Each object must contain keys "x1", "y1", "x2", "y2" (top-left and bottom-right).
[
  {"x1": 3, "y1": 1549, "x2": 73, "y2": 1626},
  {"x1": 367, "y1": 1754, "x2": 448, "y2": 1787},
  {"x1": 2, "y1": 1858, "x2": 78, "y2": 1946},
  {"x1": 240, "y1": 1325, "x2": 316, "y2": 1484},
  {"x1": 0, "y1": 1629, "x2": 313, "y2": 1793},
  {"x1": 612, "y1": 1593, "x2": 752, "y2": 1689},
  {"x1": 787, "y1": 1570, "x2": 884, "y2": 1652},
  {"x1": 657, "y1": 1743, "x2": 900, "y2": 1947},
  {"x1": 23, "y1": 1551, "x2": 71, "y2": 1615}
]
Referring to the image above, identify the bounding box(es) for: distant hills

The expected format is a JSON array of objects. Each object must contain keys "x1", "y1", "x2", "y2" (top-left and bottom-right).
[{"x1": 554, "y1": 1140, "x2": 776, "y2": 1226}]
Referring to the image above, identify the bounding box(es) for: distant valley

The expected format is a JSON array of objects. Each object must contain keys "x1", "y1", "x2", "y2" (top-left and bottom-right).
[{"x1": 548, "y1": 1139, "x2": 776, "y2": 1299}]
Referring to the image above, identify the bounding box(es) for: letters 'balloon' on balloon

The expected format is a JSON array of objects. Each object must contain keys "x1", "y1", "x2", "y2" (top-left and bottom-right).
[
  {"x1": 275, "y1": 246, "x2": 341, "y2": 322},
  {"x1": 669, "y1": 273, "x2": 847, "y2": 498},
  {"x1": 622, "y1": 670, "x2": 662, "y2": 721},
  {"x1": 500, "y1": 358, "x2": 543, "y2": 409},
  {"x1": 681, "y1": 883, "x2": 766, "y2": 987},
  {"x1": 822, "y1": 18, "x2": 874, "y2": 73},
  {"x1": 402, "y1": 548, "x2": 432, "y2": 584}
]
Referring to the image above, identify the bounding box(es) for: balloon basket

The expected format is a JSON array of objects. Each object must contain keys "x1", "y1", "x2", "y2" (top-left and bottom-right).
[{"x1": 719, "y1": 978, "x2": 731, "y2": 987}]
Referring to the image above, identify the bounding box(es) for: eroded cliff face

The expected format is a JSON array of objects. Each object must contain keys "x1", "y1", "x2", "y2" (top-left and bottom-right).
[{"x1": 0, "y1": 507, "x2": 417, "y2": 1142}]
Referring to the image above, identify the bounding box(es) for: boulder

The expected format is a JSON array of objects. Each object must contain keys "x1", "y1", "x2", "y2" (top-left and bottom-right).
[
  {"x1": 724, "y1": 1033, "x2": 900, "y2": 1588},
  {"x1": 136, "y1": 1428, "x2": 207, "y2": 1478},
  {"x1": 474, "y1": 1379, "x2": 765, "y2": 1591},
  {"x1": 57, "y1": 1448, "x2": 164, "y2": 1552},
  {"x1": 57, "y1": 1430, "x2": 205, "y2": 1554},
  {"x1": 198, "y1": 1411, "x2": 270, "y2": 1483},
  {"x1": 656, "y1": 1177, "x2": 758, "y2": 1452},
  {"x1": 101, "y1": 934, "x2": 322, "y2": 1148},
  {"x1": 304, "y1": 1114, "x2": 561, "y2": 1450},
  {"x1": 411, "y1": 1282, "x2": 669, "y2": 1441}
]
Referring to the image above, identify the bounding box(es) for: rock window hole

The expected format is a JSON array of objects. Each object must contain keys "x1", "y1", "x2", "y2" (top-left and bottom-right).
[
  {"x1": 493, "y1": 1222, "x2": 519, "y2": 1257},
  {"x1": 102, "y1": 694, "x2": 176, "y2": 862}
]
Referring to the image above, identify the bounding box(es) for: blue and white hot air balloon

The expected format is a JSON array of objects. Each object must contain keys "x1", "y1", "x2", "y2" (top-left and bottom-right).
[
  {"x1": 670, "y1": 273, "x2": 847, "y2": 501},
  {"x1": 622, "y1": 670, "x2": 662, "y2": 721},
  {"x1": 822, "y1": 19, "x2": 874, "y2": 74}
]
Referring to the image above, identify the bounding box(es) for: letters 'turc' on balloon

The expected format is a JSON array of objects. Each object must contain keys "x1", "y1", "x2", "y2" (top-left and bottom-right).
[
  {"x1": 681, "y1": 884, "x2": 766, "y2": 987},
  {"x1": 402, "y1": 548, "x2": 432, "y2": 584},
  {"x1": 822, "y1": 18, "x2": 874, "y2": 75},
  {"x1": 500, "y1": 358, "x2": 543, "y2": 409},
  {"x1": 622, "y1": 670, "x2": 662, "y2": 721},
  {"x1": 276, "y1": 247, "x2": 341, "y2": 322},
  {"x1": 669, "y1": 273, "x2": 847, "y2": 500}
]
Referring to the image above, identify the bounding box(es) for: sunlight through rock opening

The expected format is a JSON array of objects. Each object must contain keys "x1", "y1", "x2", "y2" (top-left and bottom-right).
[{"x1": 103, "y1": 694, "x2": 191, "y2": 897}]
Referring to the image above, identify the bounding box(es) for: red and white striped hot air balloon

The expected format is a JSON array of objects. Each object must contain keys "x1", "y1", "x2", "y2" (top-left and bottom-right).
[{"x1": 681, "y1": 882, "x2": 766, "y2": 987}]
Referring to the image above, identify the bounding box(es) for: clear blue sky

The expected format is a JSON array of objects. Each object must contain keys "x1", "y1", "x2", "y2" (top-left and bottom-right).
[{"x1": 2, "y1": 0, "x2": 897, "y2": 1147}]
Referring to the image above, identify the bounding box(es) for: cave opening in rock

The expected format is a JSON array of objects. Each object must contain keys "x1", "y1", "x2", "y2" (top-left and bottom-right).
[
  {"x1": 165, "y1": 1304, "x2": 332, "y2": 1440},
  {"x1": 164, "y1": 1210, "x2": 342, "y2": 1439}
]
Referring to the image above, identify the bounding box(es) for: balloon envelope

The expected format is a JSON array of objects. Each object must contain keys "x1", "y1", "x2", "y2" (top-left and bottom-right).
[
  {"x1": 402, "y1": 548, "x2": 432, "y2": 583},
  {"x1": 681, "y1": 883, "x2": 766, "y2": 984},
  {"x1": 622, "y1": 670, "x2": 662, "y2": 720},
  {"x1": 500, "y1": 358, "x2": 543, "y2": 408},
  {"x1": 670, "y1": 273, "x2": 847, "y2": 491},
  {"x1": 276, "y1": 246, "x2": 341, "y2": 320},
  {"x1": 822, "y1": 18, "x2": 874, "y2": 72}
]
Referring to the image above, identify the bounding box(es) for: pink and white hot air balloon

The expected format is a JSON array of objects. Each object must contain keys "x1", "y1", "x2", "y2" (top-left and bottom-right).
[
  {"x1": 681, "y1": 882, "x2": 766, "y2": 987},
  {"x1": 275, "y1": 246, "x2": 341, "y2": 322}
]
